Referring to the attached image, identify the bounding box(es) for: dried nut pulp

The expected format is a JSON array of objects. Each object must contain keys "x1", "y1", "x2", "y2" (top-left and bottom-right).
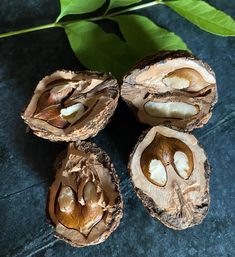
[
  {"x1": 22, "y1": 71, "x2": 119, "y2": 141},
  {"x1": 48, "y1": 142, "x2": 123, "y2": 247},
  {"x1": 129, "y1": 126, "x2": 210, "y2": 230},
  {"x1": 121, "y1": 51, "x2": 217, "y2": 130}
]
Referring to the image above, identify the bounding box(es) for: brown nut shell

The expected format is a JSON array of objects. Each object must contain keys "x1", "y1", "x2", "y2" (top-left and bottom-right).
[
  {"x1": 121, "y1": 51, "x2": 217, "y2": 131},
  {"x1": 129, "y1": 126, "x2": 210, "y2": 230},
  {"x1": 22, "y1": 70, "x2": 119, "y2": 142},
  {"x1": 47, "y1": 141, "x2": 123, "y2": 247}
]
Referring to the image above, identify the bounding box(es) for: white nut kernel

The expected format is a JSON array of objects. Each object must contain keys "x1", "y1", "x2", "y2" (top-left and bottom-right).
[
  {"x1": 83, "y1": 182, "x2": 98, "y2": 204},
  {"x1": 144, "y1": 101, "x2": 198, "y2": 119},
  {"x1": 60, "y1": 103, "x2": 85, "y2": 124},
  {"x1": 149, "y1": 159, "x2": 167, "y2": 186},
  {"x1": 58, "y1": 186, "x2": 76, "y2": 213},
  {"x1": 173, "y1": 151, "x2": 190, "y2": 179},
  {"x1": 163, "y1": 76, "x2": 190, "y2": 89}
]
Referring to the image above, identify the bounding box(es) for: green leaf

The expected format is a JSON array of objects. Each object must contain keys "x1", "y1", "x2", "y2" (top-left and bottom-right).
[
  {"x1": 107, "y1": 0, "x2": 141, "y2": 12},
  {"x1": 112, "y1": 14, "x2": 189, "y2": 58},
  {"x1": 64, "y1": 21, "x2": 138, "y2": 78},
  {"x1": 165, "y1": 0, "x2": 235, "y2": 36},
  {"x1": 56, "y1": 0, "x2": 106, "y2": 22}
]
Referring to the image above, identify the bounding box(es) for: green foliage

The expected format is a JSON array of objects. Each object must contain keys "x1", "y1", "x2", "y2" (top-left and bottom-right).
[
  {"x1": 56, "y1": 0, "x2": 106, "y2": 21},
  {"x1": 64, "y1": 13, "x2": 189, "y2": 77},
  {"x1": 112, "y1": 14, "x2": 189, "y2": 58},
  {"x1": 59, "y1": 0, "x2": 235, "y2": 77},
  {"x1": 64, "y1": 21, "x2": 138, "y2": 78},
  {"x1": 1, "y1": 0, "x2": 235, "y2": 77},
  {"x1": 165, "y1": 0, "x2": 235, "y2": 36}
]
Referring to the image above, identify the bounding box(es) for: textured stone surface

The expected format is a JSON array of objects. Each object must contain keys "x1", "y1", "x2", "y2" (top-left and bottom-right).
[{"x1": 0, "y1": 0, "x2": 234, "y2": 256}]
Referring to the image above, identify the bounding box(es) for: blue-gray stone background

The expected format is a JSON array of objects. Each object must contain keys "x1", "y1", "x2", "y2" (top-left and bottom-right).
[{"x1": 0, "y1": 0, "x2": 234, "y2": 256}]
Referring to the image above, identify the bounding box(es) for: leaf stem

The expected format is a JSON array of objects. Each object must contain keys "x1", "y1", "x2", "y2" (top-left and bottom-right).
[
  {"x1": 109, "y1": 1, "x2": 162, "y2": 17},
  {"x1": 0, "y1": 0, "x2": 163, "y2": 38},
  {"x1": 104, "y1": 0, "x2": 162, "y2": 16},
  {"x1": 0, "y1": 22, "x2": 61, "y2": 39},
  {"x1": 89, "y1": 0, "x2": 162, "y2": 21}
]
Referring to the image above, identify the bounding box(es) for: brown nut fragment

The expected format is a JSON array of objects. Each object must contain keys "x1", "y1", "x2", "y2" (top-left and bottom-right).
[
  {"x1": 48, "y1": 141, "x2": 123, "y2": 247},
  {"x1": 121, "y1": 51, "x2": 217, "y2": 131},
  {"x1": 22, "y1": 70, "x2": 119, "y2": 141},
  {"x1": 129, "y1": 126, "x2": 210, "y2": 230}
]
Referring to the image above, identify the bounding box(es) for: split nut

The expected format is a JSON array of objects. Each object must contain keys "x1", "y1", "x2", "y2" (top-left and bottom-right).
[
  {"x1": 22, "y1": 70, "x2": 119, "y2": 141},
  {"x1": 129, "y1": 126, "x2": 210, "y2": 230},
  {"x1": 48, "y1": 141, "x2": 123, "y2": 247},
  {"x1": 121, "y1": 50, "x2": 217, "y2": 131}
]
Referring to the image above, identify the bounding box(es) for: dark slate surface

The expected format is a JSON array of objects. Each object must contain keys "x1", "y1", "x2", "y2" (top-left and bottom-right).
[{"x1": 0, "y1": 1, "x2": 234, "y2": 256}]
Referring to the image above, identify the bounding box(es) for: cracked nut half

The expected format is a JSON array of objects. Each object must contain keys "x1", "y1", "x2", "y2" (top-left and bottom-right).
[
  {"x1": 129, "y1": 126, "x2": 210, "y2": 230},
  {"x1": 48, "y1": 141, "x2": 123, "y2": 247},
  {"x1": 22, "y1": 70, "x2": 119, "y2": 141},
  {"x1": 121, "y1": 51, "x2": 217, "y2": 131}
]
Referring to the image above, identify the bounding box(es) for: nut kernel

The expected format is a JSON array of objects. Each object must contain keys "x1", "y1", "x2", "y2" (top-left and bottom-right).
[
  {"x1": 83, "y1": 181, "x2": 99, "y2": 203},
  {"x1": 144, "y1": 101, "x2": 198, "y2": 119},
  {"x1": 163, "y1": 68, "x2": 209, "y2": 91},
  {"x1": 149, "y1": 159, "x2": 167, "y2": 186},
  {"x1": 60, "y1": 103, "x2": 85, "y2": 124},
  {"x1": 58, "y1": 186, "x2": 77, "y2": 213},
  {"x1": 163, "y1": 76, "x2": 189, "y2": 89},
  {"x1": 173, "y1": 151, "x2": 190, "y2": 179},
  {"x1": 56, "y1": 186, "x2": 81, "y2": 230}
]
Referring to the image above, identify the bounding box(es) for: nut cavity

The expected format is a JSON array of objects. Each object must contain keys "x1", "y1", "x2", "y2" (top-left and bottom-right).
[
  {"x1": 141, "y1": 132, "x2": 194, "y2": 186},
  {"x1": 49, "y1": 84, "x2": 74, "y2": 103},
  {"x1": 144, "y1": 101, "x2": 198, "y2": 119},
  {"x1": 56, "y1": 181, "x2": 104, "y2": 236}
]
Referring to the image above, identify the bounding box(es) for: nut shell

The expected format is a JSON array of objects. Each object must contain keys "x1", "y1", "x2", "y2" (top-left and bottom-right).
[
  {"x1": 47, "y1": 141, "x2": 123, "y2": 247},
  {"x1": 129, "y1": 126, "x2": 210, "y2": 230},
  {"x1": 22, "y1": 70, "x2": 119, "y2": 141},
  {"x1": 121, "y1": 51, "x2": 217, "y2": 131}
]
